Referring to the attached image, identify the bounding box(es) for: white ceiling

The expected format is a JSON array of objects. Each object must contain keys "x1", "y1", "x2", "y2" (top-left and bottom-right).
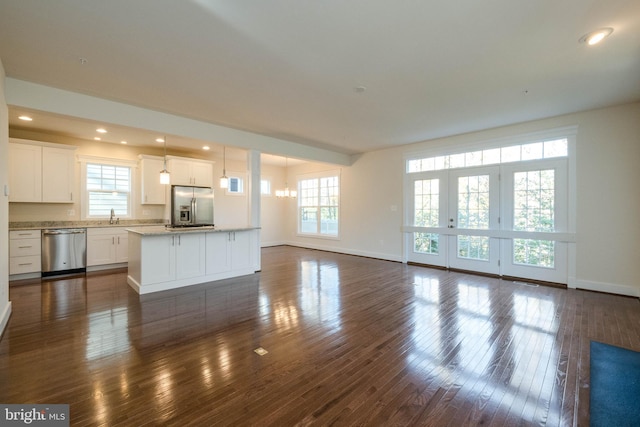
[{"x1": 1, "y1": 0, "x2": 639, "y2": 158}]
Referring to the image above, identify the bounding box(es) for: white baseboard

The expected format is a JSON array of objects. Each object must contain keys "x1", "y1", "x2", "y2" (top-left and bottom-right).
[
  {"x1": 574, "y1": 278, "x2": 640, "y2": 297},
  {"x1": 260, "y1": 240, "x2": 287, "y2": 248},
  {"x1": 0, "y1": 301, "x2": 12, "y2": 337},
  {"x1": 283, "y1": 241, "x2": 403, "y2": 263}
]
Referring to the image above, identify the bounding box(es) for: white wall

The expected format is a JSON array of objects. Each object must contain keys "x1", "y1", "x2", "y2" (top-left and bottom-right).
[
  {"x1": 260, "y1": 163, "x2": 286, "y2": 246},
  {"x1": 0, "y1": 59, "x2": 12, "y2": 336},
  {"x1": 285, "y1": 102, "x2": 640, "y2": 296}
]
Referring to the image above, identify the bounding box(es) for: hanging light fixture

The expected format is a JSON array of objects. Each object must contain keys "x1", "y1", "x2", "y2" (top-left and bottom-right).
[
  {"x1": 276, "y1": 157, "x2": 297, "y2": 198},
  {"x1": 220, "y1": 146, "x2": 229, "y2": 189},
  {"x1": 159, "y1": 136, "x2": 170, "y2": 185}
]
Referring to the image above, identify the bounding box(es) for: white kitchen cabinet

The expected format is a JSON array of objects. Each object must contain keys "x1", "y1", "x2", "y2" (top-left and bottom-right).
[
  {"x1": 168, "y1": 157, "x2": 213, "y2": 187},
  {"x1": 175, "y1": 232, "x2": 206, "y2": 279},
  {"x1": 42, "y1": 146, "x2": 75, "y2": 202},
  {"x1": 137, "y1": 234, "x2": 176, "y2": 285},
  {"x1": 139, "y1": 155, "x2": 166, "y2": 204},
  {"x1": 8, "y1": 139, "x2": 76, "y2": 203},
  {"x1": 135, "y1": 232, "x2": 205, "y2": 285},
  {"x1": 205, "y1": 229, "x2": 256, "y2": 275},
  {"x1": 9, "y1": 230, "x2": 41, "y2": 275},
  {"x1": 8, "y1": 143, "x2": 42, "y2": 202},
  {"x1": 87, "y1": 227, "x2": 129, "y2": 267},
  {"x1": 205, "y1": 232, "x2": 231, "y2": 275}
]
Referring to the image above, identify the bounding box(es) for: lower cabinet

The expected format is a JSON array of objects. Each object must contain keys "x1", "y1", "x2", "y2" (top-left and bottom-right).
[
  {"x1": 137, "y1": 232, "x2": 206, "y2": 285},
  {"x1": 87, "y1": 227, "x2": 129, "y2": 267},
  {"x1": 206, "y1": 230, "x2": 254, "y2": 275},
  {"x1": 176, "y1": 233, "x2": 207, "y2": 279},
  {"x1": 9, "y1": 230, "x2": 42, "y2": 276}
]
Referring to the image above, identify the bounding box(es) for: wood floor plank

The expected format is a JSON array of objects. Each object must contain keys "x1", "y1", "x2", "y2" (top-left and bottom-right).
[{"x1": 2, "y1": 246, "x2": 640, "y2": 426}]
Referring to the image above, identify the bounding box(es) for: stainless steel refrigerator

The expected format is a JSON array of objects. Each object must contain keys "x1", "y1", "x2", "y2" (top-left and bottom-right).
[{"x1": 171, "y1": 185, "x2": 214, "y2": 227}]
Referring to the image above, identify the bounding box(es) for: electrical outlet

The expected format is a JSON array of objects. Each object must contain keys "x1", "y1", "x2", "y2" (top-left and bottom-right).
[
  {"x1": 143, "y1": 209, "x2": 150, "y2": 216},
  {"x1": 67, "y1": 209, "x2": 75, "y2": 216}
]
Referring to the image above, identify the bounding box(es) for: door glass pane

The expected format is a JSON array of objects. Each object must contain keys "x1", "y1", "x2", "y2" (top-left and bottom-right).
[
  {"x1": 514, "y1": 239, "x2": 555, "y2": 268},
  {"x1": 513, "y1": 170, "x2": 554, "y2": 232},
  {"x1": 457, "y1": 175, "x2": 490, "y2": 229},
  {"x1": 414, "y1": 179, "x2": 439, "y2": 226},
  {"x1": 457, "y1": 235, "x2": 489, "y2": 261},
  {"x1": 414, "y1": 232, "x2": 439, "y2": 255}
]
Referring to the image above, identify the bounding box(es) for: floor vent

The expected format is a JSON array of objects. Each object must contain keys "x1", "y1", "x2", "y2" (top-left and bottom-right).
[
  {"x1": 513, "y1": 281, "x2": 539, "y2": 287},
  {"x1": 254, "y1": 347, "x2": 268, "y2": 356}
]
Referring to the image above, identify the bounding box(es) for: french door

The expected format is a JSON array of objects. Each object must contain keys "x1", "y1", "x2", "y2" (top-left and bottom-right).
[
  {"x1": 447, "y1": 167, "x2": 500, "y2": 275},
  {"x1": 407, "y1": 160, "x2": 568, "y2": 283}
]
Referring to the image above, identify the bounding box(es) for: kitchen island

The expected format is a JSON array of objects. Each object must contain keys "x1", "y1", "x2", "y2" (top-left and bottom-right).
[{"x1": 126, "y1": 226, "x2": 260, "y2": 295}]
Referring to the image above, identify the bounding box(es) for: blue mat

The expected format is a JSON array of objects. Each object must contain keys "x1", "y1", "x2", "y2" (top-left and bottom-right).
[{"x1": 590, "y1": 341, "x2": 640, "y2": 427}]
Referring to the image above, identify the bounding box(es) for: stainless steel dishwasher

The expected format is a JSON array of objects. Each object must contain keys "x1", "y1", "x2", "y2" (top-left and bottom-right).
[{"x1": 41, "y1": 228, "x2": 87, "y2": 277}]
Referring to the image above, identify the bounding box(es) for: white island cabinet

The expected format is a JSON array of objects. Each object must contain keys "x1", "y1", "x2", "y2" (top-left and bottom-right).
[{"x1": 127, "y1": 226, "x2": 259, "y2": 295}]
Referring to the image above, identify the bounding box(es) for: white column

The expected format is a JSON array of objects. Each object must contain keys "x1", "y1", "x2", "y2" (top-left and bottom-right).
[{"x1": 247, "y1": 150, "x2": 261, "y2": 269}]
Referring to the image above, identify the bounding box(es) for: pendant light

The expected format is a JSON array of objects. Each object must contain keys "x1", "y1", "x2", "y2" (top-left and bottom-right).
[
  {"x1": 159, "y1": 136, "x2": 170, "y2": 185},
  {"x1": 276, "y1": 157, "x2": 297, "y2": 198},
  {"x1": 220, "y1": 146, "x2": 229, "y2": 189}
]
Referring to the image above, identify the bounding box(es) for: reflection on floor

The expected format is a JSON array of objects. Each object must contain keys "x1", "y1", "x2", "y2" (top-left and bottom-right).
[{"x1": 1, "y1": 246, "x2": 639, "y2": 426}]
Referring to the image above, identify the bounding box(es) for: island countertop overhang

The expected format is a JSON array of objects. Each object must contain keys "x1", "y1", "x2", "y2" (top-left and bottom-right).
[{"x1": 126, "y1": 225, "x2": 260, "y2": 236}]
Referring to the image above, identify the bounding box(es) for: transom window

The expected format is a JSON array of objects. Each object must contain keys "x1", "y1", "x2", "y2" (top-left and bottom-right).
[{"x1": 407, "y1": 138, "x2": 567, "y2": 173}]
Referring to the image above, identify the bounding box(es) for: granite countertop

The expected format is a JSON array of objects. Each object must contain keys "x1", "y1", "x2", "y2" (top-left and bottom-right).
[
  {"x1": 9, "y1": 219, "x2": 167, "y2": 231},
  {"x1": 126, "y1": 225, "x2": 260, "y2": 236}
]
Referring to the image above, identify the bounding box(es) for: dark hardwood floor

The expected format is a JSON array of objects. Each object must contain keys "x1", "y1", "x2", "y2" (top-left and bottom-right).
[{"x1": 2, "y1": 246, "x2": 640, "y2": 426}]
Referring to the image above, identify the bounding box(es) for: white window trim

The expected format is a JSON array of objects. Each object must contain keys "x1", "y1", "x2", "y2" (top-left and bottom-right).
[{"x1": 79, "y1": 155, "x2": 137, "y2": 220}]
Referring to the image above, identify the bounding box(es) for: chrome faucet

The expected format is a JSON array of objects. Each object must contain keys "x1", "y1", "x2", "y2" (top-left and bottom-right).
[{"x1": 109, "y1": 208, "x2": 115, "y2": 225}]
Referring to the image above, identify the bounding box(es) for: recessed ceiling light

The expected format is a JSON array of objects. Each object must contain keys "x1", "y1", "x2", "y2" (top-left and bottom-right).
[
  {"x1": 96, "y1": 128, "x2": 107, "y2": 134},
  {"x1": 202, "y1": 146, "x2": 210, "y2": 150},
  {"x1": 354, "y1": 86, "x2": 367, "y2": 93},
  {"x1": 121, "y1": 141, "x2": 128, "y2": 145},
  {"x1": 579, "y1": 27, "x2": 613, "y2": 45},
  {"x1": 94, "y1": 137, "x2": 101, "y2": 141},
  {"x1": 156, "y1": 137, "x2": 165, "y2": 143},
  {"x1": 18, "y1": 115, "x2": 33, "y2": 121}
]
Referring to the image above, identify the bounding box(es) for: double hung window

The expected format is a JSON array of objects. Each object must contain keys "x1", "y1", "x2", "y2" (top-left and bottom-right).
[
  {"x1": 80, "y1": 157, "x2": 135, "y2": 220},
  {"x1": 298, "y1": 171, "x2": 340, "y2": 237}
]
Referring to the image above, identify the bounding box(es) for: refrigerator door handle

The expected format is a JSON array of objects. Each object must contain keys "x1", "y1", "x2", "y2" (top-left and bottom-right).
[{"x1": 191, "y1": 197, "x2": 196, "y2": 225}]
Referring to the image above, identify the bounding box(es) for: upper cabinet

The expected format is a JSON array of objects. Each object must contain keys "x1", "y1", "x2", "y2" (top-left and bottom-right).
[
  {"x1": 42, "y1": 146, "x2": 76, "y2": 203},
  {"x1": 8, "y1": 143, "x2": 42, "y2": 202},
  {"x1": 168, "y1": 157, "x2": 213, "y2": 187},
  {"x1": 139, "y1": 155, "x2": 166, "y2": 204},
  {"x1": 9, "y1": 139, "x2": 77, "y2": 203}
]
